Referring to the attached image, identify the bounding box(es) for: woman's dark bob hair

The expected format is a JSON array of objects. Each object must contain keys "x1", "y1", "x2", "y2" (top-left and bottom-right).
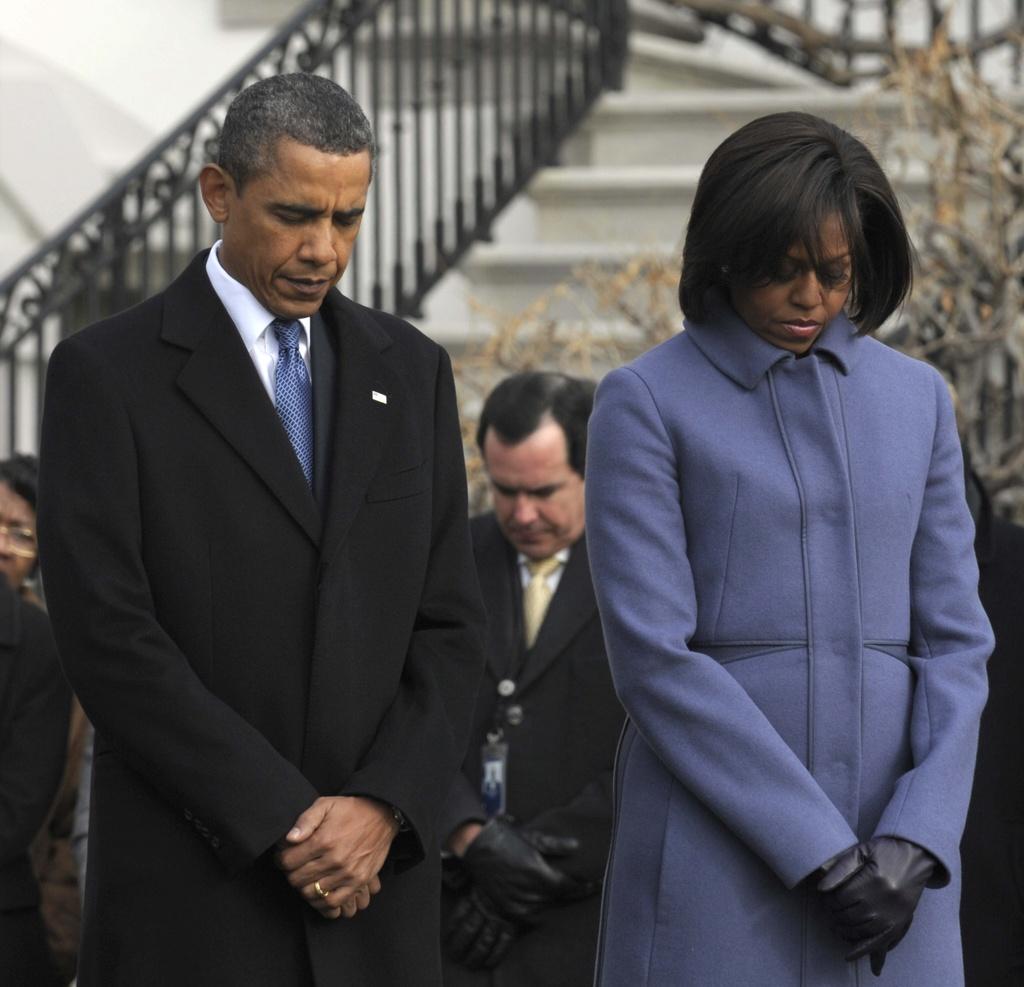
[{"x1": 679, "y1": 111, "x2": 913, "y2": 334}]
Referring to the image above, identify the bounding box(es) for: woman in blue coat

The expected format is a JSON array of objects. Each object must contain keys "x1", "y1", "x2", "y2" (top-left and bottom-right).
[{"x1": 586, "y1": 112, "x2": 993, "y2": 985}]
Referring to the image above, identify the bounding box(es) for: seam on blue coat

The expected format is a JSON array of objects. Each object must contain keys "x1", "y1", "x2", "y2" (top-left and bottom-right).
[
  {"x1": 833, "y1": 368, "x2": 868, "y2": 837},
  {"x1": 646, "y1": 776, "x2": 676, "y2": 984},
  {"x1": 594, "y1": 721, "x2": 634, "y2": 987},
  {"x1": 622, "y1": 366, "x2": 680, "y2": 464},
  {"x1": 711, "y1": 474, "x2": 741, "y2": 641},
  {"x1": 767, "y1": 369, "x2": 815, "y2": 776}
]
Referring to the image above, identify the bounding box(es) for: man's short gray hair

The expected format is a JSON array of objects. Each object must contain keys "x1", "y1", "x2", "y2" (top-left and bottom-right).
[{"x1": 217, "y1": 73, "x2": 376, "y2": 188}]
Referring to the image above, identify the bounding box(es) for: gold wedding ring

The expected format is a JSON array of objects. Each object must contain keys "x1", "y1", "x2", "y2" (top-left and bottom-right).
[{"x1": 314, "y1": 880, "x2": 330, "y2": 899}]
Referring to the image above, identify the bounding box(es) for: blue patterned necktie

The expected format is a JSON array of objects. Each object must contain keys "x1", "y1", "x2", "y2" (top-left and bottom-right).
[{"x1": 271, "y1": 318, "x2": 314, "y2": 488}]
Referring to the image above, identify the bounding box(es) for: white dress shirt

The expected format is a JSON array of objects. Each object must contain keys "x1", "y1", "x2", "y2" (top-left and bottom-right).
[
  {"x1": 205, "y1": 240, "x2": 312, "y2": 402},
  {"x1": 516, "y1": 546, "x2": 571, "y2": 595}
]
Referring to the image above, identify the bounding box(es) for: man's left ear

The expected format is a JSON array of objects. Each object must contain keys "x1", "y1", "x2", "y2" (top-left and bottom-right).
[{"x1": 198, "y1": 164, "x2": 234, "y2": 225}]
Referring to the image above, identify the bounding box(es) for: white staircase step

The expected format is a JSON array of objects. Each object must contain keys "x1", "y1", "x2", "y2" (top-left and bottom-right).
[
  {"x1": 628, "y1": 0, "x2": 705, "y2": 45},
  {"x1": 528, "y1": 159, "x2": 933, "y2": 245},
  {"x1": 458, "y1": 241, "x2": 680, "y2": 316},
  {"x1": 564, "y1": 88, "x2": 906, "y2": 166},
  {"x1": 529, "y1": 165, "x2": 699, "y2": 242},
  {"x1": 625, "y1": 32, "x2": 822, "y2": 91}
]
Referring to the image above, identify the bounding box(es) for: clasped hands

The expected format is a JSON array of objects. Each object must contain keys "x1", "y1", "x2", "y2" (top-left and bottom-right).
[
  {"x1": 275, "y1": 795, "x2": 399, "y2": 921},
  {"x1": 816, "y1": 836, "x2": 937, "y2": 977},
  {"x1": 444, "y1": 816, "x2": 598, "y2": 970}
]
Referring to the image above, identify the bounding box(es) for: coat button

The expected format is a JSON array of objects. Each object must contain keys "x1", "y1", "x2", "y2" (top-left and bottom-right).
[
  {"x1": 184, "y1": 809, "x2": 193, "y2": 821},
  {"x1": 497, "y1": 679, "x2": 516, "y2": 697},
  {"x1": 505, "y1": 704, "x2": 524, "y2": 727},
  {"x1": 210, "y1": 836, "x2": 221, "y2": 849}
]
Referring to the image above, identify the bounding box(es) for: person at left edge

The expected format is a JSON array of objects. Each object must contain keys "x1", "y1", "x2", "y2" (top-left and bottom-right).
[
  {"x1": 0, "y1": 534, "x2": 69, "y2": 987},
  {"x1": 37, "y1": 73, "x2": 485, "y2": 987}
]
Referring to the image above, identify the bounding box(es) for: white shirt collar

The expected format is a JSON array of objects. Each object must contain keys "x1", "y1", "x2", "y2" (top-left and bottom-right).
[
  {"x1": 517, "y1": 547, "x2": 571, "y2": 570},
  {"x1": 205, "y1": 240, "x2": 311, "y2": 347}
]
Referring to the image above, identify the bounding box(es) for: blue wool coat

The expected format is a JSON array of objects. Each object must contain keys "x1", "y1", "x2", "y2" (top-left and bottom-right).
[{"x1": 585, "y1": 297, "x2": 993, "y2": 986}]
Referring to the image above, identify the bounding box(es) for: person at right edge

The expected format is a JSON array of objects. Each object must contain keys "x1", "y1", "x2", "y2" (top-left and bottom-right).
[
  {"x1": 585, "y1": 111, "x2": 993, "y2": 985},
  {"x1": 958, "y1": 444, "x2": 1024, "y2": 986}
]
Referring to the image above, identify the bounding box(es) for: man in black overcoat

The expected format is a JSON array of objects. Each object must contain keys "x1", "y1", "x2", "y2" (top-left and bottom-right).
[
  {"x1": 0, "y1": 574, "x2": 69, "y2": 987},
  {"x1": 960, "y1": 465, "x2": 1024, "y2": 986},
  {"x1": 439, "y1": 373, "x2": 624, "y2": 986},
  {"x1": 37, "y1": 74, "x2": 484, "y2": 987}
]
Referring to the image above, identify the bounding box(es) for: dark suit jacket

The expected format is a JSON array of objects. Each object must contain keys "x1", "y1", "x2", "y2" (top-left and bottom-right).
[
  {"x1": 37, "y1": 251, "x2": 485, "y2": 987},
  {"x1": 0, "y1": 582, "x2": 69, "y2": 986},
  {"x1": 961, "y1": 477, "x2": 1024, "y2": 986},
  {"x1": 440, "y1": 513, "x2": 624, "y2": 987}
]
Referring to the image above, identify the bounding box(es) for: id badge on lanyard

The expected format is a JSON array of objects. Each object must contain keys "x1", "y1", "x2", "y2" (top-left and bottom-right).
[{"x1": 480, "y1": 732, "x2": 509, "y2": 819}]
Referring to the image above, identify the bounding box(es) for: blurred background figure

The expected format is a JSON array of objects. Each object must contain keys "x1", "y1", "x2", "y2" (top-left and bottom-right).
[
  {"x1": 956, "y1": 439, "x2": 1024, "y2": 986},
  {"x1": 440, "y1": 372, "x2": 624, "y2": 987},
  {"x1": 0, "y1": 455, "x2": 44, "y2": 605},
  {"x1": 0, "y1": 454, "x2": 87, "y2": 985},
  {"x1": 0, "y1": 502, "x2": 69, "y2": 986}
]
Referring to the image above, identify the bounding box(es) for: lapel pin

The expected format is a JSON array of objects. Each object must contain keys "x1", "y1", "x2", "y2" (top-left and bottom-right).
[{"x1": 372, "y1": 391, "x2": 388, "y2": 404}]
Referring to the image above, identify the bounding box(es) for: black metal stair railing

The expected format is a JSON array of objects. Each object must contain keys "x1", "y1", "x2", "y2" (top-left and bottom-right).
[
  {"x1": 675, "y1": 0, "x2": 1023, "y2": 85},
  {"x1": 0, "y1": 0, "x2": 629, "y2": 456}
]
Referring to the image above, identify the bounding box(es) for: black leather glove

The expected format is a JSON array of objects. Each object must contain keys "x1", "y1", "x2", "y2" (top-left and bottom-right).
[
  {"x1": 818, "y1": 837, "x2": 937, "y2": 976},
  {"x1": 444, "y1": 886, "x2": 518, "y2": 969},
  {"x1": 460, "y1": 816, "x2": 596, "y2": 924}
]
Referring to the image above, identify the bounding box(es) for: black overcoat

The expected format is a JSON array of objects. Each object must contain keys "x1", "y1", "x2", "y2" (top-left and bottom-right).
[
  {"x1": 439, "y1": 513, "x2": 624, "y2": 987},
  {"x1": 0, "y1": 581, "x2": 69, "y2": 987},
  {"x1": 37, "y1": 251, "x2": 485, "y2": 987},
  {"x1": 960, "y1": 478, "x2": 1024, "y2": 985}
]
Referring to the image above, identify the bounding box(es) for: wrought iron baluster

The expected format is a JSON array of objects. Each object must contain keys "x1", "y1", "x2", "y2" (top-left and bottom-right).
[
  {"x1": 493, "y1": 0, "x2": 505, "y2": 202},
  {"x1": 512, "y1": 0, "x2": 523, "y2": 184},
  {"x1": 454, "y1": 0, "x2": 467, "y2": 242},
  {"x1": 6, "y1": 351, "x2": 15, "y2": 456},
  {"x1": 346, "y1": 29, "x2": 361, "y2": 304},
  {"x1": 412, "y1": 0, "x2": 425, "y2": 293},
  {"x1": 548, "y1": 1, "x2": 559, "y2": 156},
  {"x1": 371, "y1": 10, "x2": 383, "y2": 310},
  {"x1": 165, "y1": 205, "x2": 176, "y2": 286},
  {"x1": 392, "y1": 0, "x2": 406, "y2": 313},
  {"x1": 109, "y1": 201, "x2": 128, "y2": 315},
  {"x1": 473, "y1": 0, "x2": 486, "y2": 231},
  {"x1": 191, "y1": 182, "x2": 203, "y2": 263},
  {"x1": 35, "y1": 315, "x2": 46, "y2": 443},
  {"x1": 565, "y1": 0, "x2": 575, "y2": 118},
  {"x1": 1017, "y1": 0, "x2": 1023, "y2": 83},
  {"x1": 140, "y1": 226, "x2": 152, "y2": 304},
  {"x1": 531, "y1": 0, "x2": 541, "y2": 162},
  {"x1": 433, "y1": 0, "x2": 446, "y2": 264}
]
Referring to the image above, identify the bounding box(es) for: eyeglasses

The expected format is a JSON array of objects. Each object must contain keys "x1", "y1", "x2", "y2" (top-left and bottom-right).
[{"x1": 0, "y1": 523, "x2": 37, "y2": 559}]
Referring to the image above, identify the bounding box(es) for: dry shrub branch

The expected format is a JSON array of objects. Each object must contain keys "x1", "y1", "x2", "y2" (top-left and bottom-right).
[{"x1": 878, "y1": 24, "x2": 1024, "y2": 517}]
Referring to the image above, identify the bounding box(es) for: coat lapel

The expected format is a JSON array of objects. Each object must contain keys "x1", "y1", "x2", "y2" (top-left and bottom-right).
[
  {"x1": 474, "y1": 516, "x2": 522, "y2": 681},
  {"x1": 162, "y1": 253, "x2": 321, "y2": 546},
  {"x1": 517, "y1": 535, "x2": 598, "y2": 694},
  {"x1": 318, "y1": 291, "x2": 399, "y2": 569}
]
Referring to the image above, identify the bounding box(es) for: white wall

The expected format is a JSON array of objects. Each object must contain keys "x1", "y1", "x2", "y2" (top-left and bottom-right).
[{"x1": 0, "y1": 0, "x2": 295, "y2": 276}]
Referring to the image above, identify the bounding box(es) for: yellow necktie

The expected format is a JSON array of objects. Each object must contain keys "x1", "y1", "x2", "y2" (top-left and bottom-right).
[{"x1": 523, "y1": 556, "x2": 561, "y2": 648}]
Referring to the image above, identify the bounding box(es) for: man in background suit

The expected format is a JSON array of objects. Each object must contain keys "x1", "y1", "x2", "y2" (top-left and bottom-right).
[
  {"x1": 440, "y1": 373, "x2": 624, "y2": 986},
  {"x1": 38, "y1": 73, "x2": 484, "y2": 987}
]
